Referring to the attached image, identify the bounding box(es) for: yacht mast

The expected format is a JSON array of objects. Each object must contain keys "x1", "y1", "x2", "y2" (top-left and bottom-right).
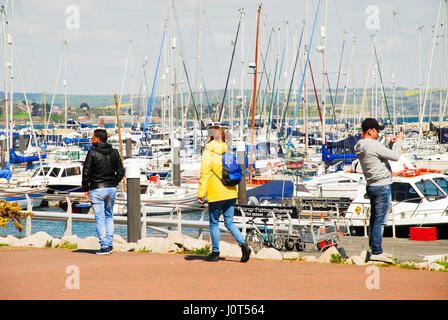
[
  {"x1": 117, "y1": 40, "x2": 132, "y2": 130},
  {"x1": 392, "y1": 10, "x2": 398, "y2": 130},
  {"x1": 1, "y1": 5, "x2": 9, "y2": 162},
  {"x1": 439, "y1": 1, "x2": 446, "y2": 131},
  {"x1": 168, "y1": 0, "x2": 175, "y2": 174},
  {"x1": 162, "y1": 19, "x2": 168, "y2": 132},
  {"x1": 419, "y1": 0, "x2": 443, "y2": 146},
  {"x1": 360, "y1": 33, "x2": 376, "y2": 120},
  {"x1": 321, "y1": 0, "x2": 327, "y2": 145},
  {"x1": 417, "y1": 25, "x2": 424, "y2": 128},
  {"x1": 341, "y1": 36, "x2": 356, "y2": 126},
  {"x1": 248, "y1": 4, "x2": 262, "y2": 183},
  {"x1": 8, "y1": 0, "x2": 14, "y2": 155},
  {"x1": 195, "y1": 0, "x2": 202, "y2": 122},
  {"x1": 63, "y1": 40, "x2": 68, "y2": 128},
  {"x1": 279, "y1": 20, "x2": 288, "y2": 132},
  {"x1": 239, "y1": 8, "x2": 245, "y2": 141},
  {"x1": 304, "y1": 0, "x2": 308, "y2": 156}
]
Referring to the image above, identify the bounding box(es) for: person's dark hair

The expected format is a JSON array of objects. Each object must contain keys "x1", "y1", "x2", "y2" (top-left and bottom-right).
[
  {"x1": 94, "y1": 129, "x2": 108, "y2": 142},
  {"x1": 361, "y1": 118, "x2": 385, "y2": 134}
]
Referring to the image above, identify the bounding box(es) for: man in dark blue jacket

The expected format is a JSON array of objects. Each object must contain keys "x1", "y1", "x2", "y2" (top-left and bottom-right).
[{"x1": 82, "y1": 129, "x2": 125, "y2": 255}]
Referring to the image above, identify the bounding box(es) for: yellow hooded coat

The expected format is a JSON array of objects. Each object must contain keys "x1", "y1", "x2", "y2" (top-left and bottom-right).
[{"x1": 197, "y1": 139, "x2": 238, "y2": 203}]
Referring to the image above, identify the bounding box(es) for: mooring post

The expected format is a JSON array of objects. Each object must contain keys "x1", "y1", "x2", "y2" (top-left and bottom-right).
[
  {"x1": 19, "y1": 132, "x2": 25, "y2": 154},
  {"x1": 64, "y1": 195, "x2": 72, "y2": 237},
  {"x1": 126, "y1": 138, "x2": 132, "y2": 158},
  {"x1": 126, "y1": 164, "x2": 141, "y2": 242},
  {"x1": 25, "y1": 194, "x2": 32, "y2": 237},
  {"x1": 173, "y1": 138, "x2": 181, "y2": 187},
  {"x1": 237, "y1": 141, "x2": 247, "y2": 205},
  {"x1": 0, "y1": 135, "x2": 5, "y2": 169}
]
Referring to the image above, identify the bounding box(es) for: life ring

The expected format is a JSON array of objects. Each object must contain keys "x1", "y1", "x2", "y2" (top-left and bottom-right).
[
  {"x1": 419, "y1": 168, "x2": 441, "y2": 173},
  {"x1": 401, "y1": 170, "x2": 419, "y2": 177},
  {"x1": 398, "y1": 167, "x2": 441, "y2": 177}
]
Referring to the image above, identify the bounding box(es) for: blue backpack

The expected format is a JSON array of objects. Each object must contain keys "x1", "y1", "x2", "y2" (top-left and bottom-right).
[{"x1": 211, "y1": 150, "x2": 243, "y2": 186}]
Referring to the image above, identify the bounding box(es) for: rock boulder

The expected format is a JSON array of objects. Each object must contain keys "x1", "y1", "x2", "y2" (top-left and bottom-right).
[{"x1": 255, "y1": 247, "x2": 283, "y2": 260}]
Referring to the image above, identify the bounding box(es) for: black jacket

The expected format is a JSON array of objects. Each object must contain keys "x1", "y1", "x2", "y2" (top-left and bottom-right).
[{"x1": 82, "y1": 142, "x2": 125, "y2": 191}]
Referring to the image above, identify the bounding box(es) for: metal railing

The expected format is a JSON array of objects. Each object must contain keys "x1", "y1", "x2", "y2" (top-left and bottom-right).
[
  {"x1": 15, "y1": 192, "x2": 211, "y2": 239},
  {"x1": 15, "y1": 190, "x2": 301, "y2": 241},
  {"x1": 7, "y1": 189, "x2": 448, "y2": 241}
]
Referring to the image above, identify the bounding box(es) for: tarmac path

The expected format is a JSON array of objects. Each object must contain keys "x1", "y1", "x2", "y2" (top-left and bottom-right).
[{"x1": 1, "y1": 246, "x2": 447, "y2": 301}]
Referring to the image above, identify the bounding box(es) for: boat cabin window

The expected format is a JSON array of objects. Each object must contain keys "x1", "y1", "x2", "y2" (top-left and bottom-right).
[
  {"x1": 49, "y1": 167, "x2": 61, "y2": 177},
  {"x1": 61, "y1": 167, "x2": 81, "y2": 177},
  {"x1": 255, "y1": 143, "x2": 268, "y2": 158},
  {"x1": 415, "y1": 179, "x2": 444, "y2": 200},
  {"x1": 433, "y1": 177, "x2": 448, "y2": 194},
  {"x1": 336, "y1": 180, "x2": 353, "y2": 184},
  {"x1": 33, "y1": 166, "x2": 50, "y2": 177},
  {"x1": 391, "y1": 182, "x2": 421, "y2": 203}
]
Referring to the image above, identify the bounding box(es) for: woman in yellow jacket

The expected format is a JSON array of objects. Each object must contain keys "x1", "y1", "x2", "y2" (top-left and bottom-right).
[{"x1": 197, "y1": 126, "x2": 251, "y2": 262}]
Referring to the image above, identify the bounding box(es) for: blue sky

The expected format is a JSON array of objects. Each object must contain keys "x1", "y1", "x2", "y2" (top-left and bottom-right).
[{"x1": 4, "y1": 0, "x2": 446, "y2": 96}]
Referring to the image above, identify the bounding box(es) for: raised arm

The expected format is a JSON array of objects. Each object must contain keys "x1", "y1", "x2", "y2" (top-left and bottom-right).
[{"x1": 376, "y1": 138, "x2": 403, "y2": 161}]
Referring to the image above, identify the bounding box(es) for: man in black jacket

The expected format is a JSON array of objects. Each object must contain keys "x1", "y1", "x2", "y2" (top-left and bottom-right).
[{"x1": 82, "y1": 129, "x2": 125, "y2": 255}]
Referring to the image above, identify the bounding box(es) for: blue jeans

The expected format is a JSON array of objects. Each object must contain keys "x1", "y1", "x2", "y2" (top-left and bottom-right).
[
  {"x1": 366, "y1": 184, "x2": 391, "y2": 255},
  {"x1": 208, "y1": 198, "x2": 245, "y2": 253},
  {"x1": 90, "y1": 187, "x2": 116, "y2": 249}
]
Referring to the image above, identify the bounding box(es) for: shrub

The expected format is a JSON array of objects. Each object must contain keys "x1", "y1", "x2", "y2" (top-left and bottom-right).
[
  {"x1": 330, "y1": 254, "x2": 346, "y2": 264},
  {"x1": 56, "y1": 241, "x2": 78, "y2": 249}
]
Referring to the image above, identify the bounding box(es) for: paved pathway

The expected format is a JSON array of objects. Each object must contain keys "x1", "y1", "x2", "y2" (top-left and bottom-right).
[{"x1": 1, "y1": 247, "x2": 447, "y2": 301}]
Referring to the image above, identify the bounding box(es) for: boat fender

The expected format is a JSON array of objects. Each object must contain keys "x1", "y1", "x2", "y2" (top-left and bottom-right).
[{"x1": 247, "y1": 196, "x2": 259, "y2": 206}]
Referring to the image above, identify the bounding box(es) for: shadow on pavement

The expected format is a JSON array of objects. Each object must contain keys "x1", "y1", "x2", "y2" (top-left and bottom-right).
[
  {"x1": 184, "y1": 254, "x2": 227, "y2": 262},
  {"x1": 72, "y1": 249, "x2": 98, "y2": 254}
]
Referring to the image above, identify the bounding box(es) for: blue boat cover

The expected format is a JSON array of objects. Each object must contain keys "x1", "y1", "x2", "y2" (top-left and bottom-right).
[
  {"x1": 430, "y1": 122, "x2": 448, "y2": 144},
  {"x1": 322, "y1": 144, "x2": 357, "y2": 162},
  {"x1": 64, "y1": 138, "x2": 91, "y2": 144},
  {"x1": 326, "y1": 134, "x2": 361, "y2": 154},
  {"x1": 321, "y1": 134, "x2": 361, "y2": 162},
  {"x1": 247, "y1": 180, "x2": 294, "y2": 202},
  {"x1": 10, "y1": 149, "x2": 47, "y2": 164},
  {"x1": 286, "y1": 127, "x2": 305, "y2": 137},
  {"x1": 439, "y1": 128, "x2": 448, "y2": 144},
  {"x1": 0, "y1": 162, "x2": 12, "y2": 180}
]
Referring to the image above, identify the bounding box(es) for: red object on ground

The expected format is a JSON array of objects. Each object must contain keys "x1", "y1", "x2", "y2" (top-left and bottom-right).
[{"x1": 410, "y1": 227, "x2": 437, "y2": 241}]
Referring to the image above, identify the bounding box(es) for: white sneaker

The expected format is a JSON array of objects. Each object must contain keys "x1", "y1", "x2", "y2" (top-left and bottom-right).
[
  {"x1": 369, "y1": 253, "x2": 393, "y2": 264},
  {"x1": 383, "y1": 252, "x2": 394, "y2": 259}
]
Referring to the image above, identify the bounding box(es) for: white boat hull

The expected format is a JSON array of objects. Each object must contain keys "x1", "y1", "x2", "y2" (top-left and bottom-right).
[
  {"x1": 0, "y1": 187, "x2": 47, "y2": 209},
  {"x1": 413, "y1": 159, "x2": 448, "y2": 173},
  {"x1": 114, "y1": 185, "x2": 198, "y2": 216}
]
